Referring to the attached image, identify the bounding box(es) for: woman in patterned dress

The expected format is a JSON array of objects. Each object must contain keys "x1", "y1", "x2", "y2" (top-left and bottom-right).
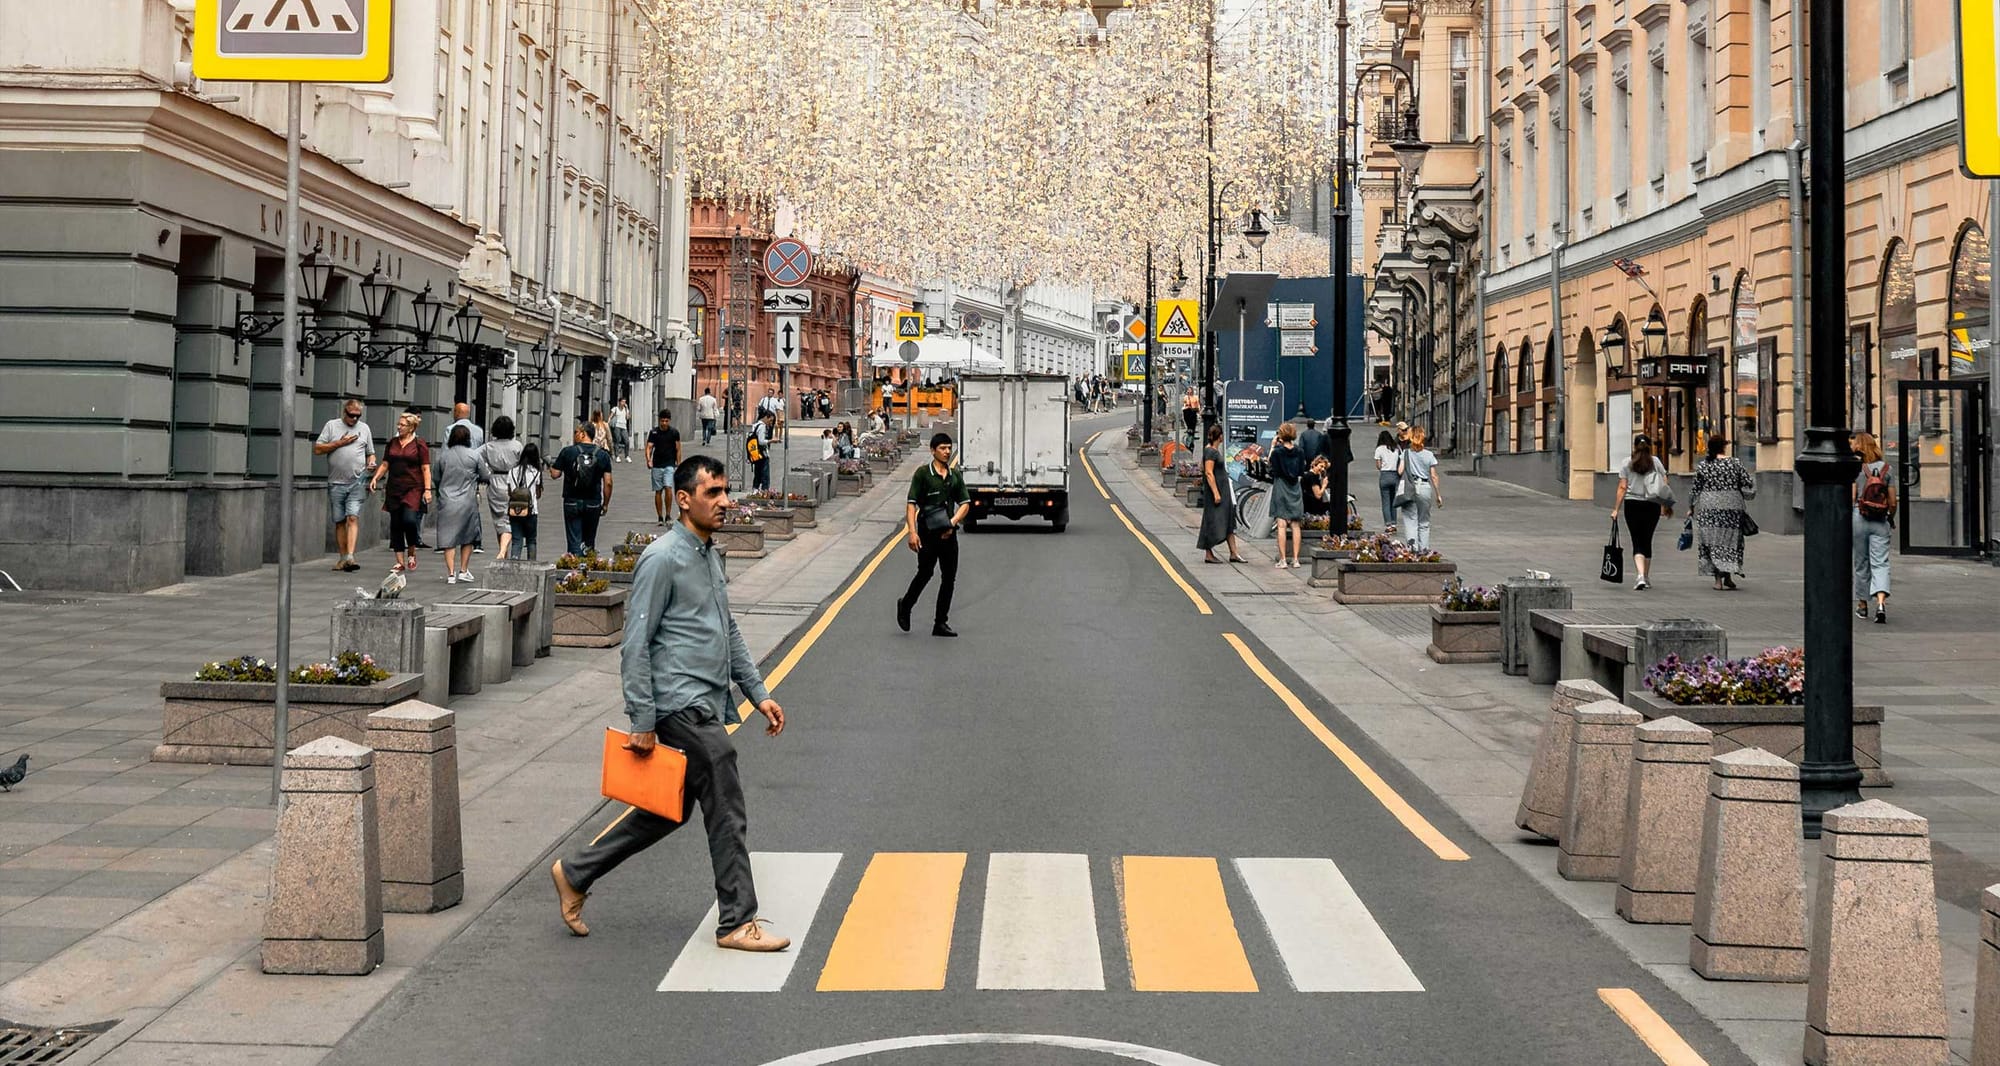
[{"x1": 1690, "y1": 435, "x2": 1756, "y2": 590}]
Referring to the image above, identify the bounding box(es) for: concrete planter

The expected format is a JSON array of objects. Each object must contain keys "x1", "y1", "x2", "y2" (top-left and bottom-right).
[
  {"x1": 715, "y1": 523, "x2": 767, "y2": 558},
  {"x1": 750, "y1": 509, "x2": 796, "y2": 538},
  {"x1": 1160, "y1": 468, "x2": 1179, "y2": 488},
  {"x1": 552, "y1": 587, "x2": 628, "y2": 648},
  {"x1": 1331, "y1": 560, "x2": 1457, "y2": 605},
  {"x1": 153, "y1": 673, "x2": 424, "y2": 765},
  {"x1": 1427, "y1": 606, "x2": 1502, "y2": 663},
  {"x1": 1184, "y1": 485, "x2": 1202, "y2": 508},
  {"x1": 1625, "y1": 690, "x2": 1891, "y2": 787},
  {"x1": 750, "y1": 502, "x2": 815, "y2": 528},
  {"x1": 836, "y1": 473, "x2": 867, "y2": 496},
  {"x1": 1308, "y1": 548, "x2": 1359, "y2": 587}
]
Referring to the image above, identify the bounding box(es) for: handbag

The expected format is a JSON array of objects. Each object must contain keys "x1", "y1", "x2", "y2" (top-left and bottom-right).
[
  {"x1": 1600, "y1": 520, "x2": 1626, "y2": 584},
  {"x1": 600, "y1": 728, "x2": 686, "y2": 822},
  {"x1": 1676, "y1": 518, "x2": 1694, "y2": 552},
  {"x1": 919, "y1": 505, "x2": 954, "y2": 535},
  {"x1": 1741, "y1": 513, "x2": 1760, "y2": 537}
]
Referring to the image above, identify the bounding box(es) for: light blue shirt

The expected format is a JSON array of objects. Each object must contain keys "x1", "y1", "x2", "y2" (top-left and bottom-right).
[
  {"x1": 620, "y1": 523, "x2": 771, "y2": 731},
  {"x1": 449, "y1": 417, "x2": 485, "y2": 449}
]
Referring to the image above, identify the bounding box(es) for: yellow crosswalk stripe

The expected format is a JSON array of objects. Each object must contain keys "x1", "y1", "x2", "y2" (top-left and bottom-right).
[
  {"x1": 816, "y1": 852, "x2": 967, "y2": 991},
  {"x1": 1118, "y1": 855, "x2": 1258, "y2": 993}
]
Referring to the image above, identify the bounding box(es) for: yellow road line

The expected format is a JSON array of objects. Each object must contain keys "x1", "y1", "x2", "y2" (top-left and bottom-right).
[
  {"x1": 816, "y1": 852, "x2": 967, "y2": 991},
  {"x1": 1221, "y1": 632, "x2": 1470, "y2": 862},
  {"x1": 1108, "y1": 503, "x2": 1211, "y2": 615},
  {"x1": 1598, "y1": 988, "x2": 1710, "y2": 1065},
  {"x1": 729, "y1": 522, "x2": 908, "y2": 731},
  {"x1": 1078, "y1": 432, "x2": 1110, "y2": 499},
  {"x1": 1119, "y1": 856, "x2": 1258, "y2": 992}
]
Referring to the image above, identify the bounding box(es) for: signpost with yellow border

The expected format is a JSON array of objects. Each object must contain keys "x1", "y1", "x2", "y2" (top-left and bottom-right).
[
  {"x1": 1123, "y1": 349, "x2": 1146, "y2": 382},
  {"x1": 193, "y1": 0, "x2": 394, "y2": 83},
  {"x1": 1959, "y1": 0, "x2": 2000, "y2": 177},
  {"x1": 896, "y1": 311, "x2": 926, "y2": 341},
  {"x1": 1155, "y1": 299, "x2": 1200, "y2": 345}
]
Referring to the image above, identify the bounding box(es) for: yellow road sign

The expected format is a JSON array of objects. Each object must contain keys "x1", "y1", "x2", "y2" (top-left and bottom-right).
[
  {"x1": 194, "y1": 0, "x2": 394, "y2": 83},
  {"x1": 895, "y1": 312, "x2": 926, "y2": 341},
  {"x1": 1960, "y1": 0, "x2": 2000, "y2": 176},
  {"x1": 1123, "y1": 349, "x2": 1146, "y2": 381},
  {"x1": 1155, "y1": 299, "x2": 1200, "y2": 344}
]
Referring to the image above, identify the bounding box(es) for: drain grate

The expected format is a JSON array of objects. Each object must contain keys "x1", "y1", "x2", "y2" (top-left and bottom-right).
[
  {"x1": 739, "y1": 601, "x2": 819, "y2": 617},
  {"x1": 0, "y1": 1019, "x2": 117, "y2": 1064}
]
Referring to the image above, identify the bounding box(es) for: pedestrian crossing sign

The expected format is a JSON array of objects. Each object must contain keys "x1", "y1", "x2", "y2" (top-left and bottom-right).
[
  {"x1": 896, "y1": 312, "x2": 926, "y2": 341},
  {"x1": 193, "y1": 0, "x2": 394, "y2": 83},
  {"x1": 1155, "y1": 299, "x2": 1199, "y2": 344},
  {"x1": 1958, "y1": 0, "x2": 2000, "y2": 176},
  {"x1": 1123, "y1": 350, "x2": 1146, "y2": 381}
]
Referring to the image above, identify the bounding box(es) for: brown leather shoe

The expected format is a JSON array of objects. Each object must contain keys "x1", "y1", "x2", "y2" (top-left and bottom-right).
[
  {"x1": 551, "y1": 860, "x2": 589, "y2": 937},
  {"x1": 716, "y1": 918, "x2": 790, "y2": 953}
]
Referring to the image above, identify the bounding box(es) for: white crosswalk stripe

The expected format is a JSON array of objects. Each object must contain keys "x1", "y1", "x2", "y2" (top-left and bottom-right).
[
  {"x1": 656, "y1": 852, "x2": 841, "y2": 992},
  {"x1": 976, "y1": 853, "x2": 1105, "y2": 990},
  {"x1": 1233, "y1": 857, "x2": 1423, "y2": 992}
]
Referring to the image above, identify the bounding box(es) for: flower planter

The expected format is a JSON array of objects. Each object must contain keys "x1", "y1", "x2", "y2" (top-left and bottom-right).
[
  {"x1": 836, "y1": 473, "x2": 867, "y2": 496},
  {"x1": 552, "y1": 587, "x2": 629, "y2": 648},
  {"x1": 750, "y1": 509, "x2": 796, "y2": 539},
  {"x1": 1184, "y1": 485, "x2": 1202, "y2": 508},
  {"x1": 1427, "y1": 606, "x2": 1502, "y2": 663},
  {"x1": 866, "y1": 459, "x2": 898, "y2": 476},
  {"x1": 1160, "y1": 468, "x2": 1179, "y2": 488},
  {"x1": 1331, "y1": 560, "x2": 1457, "y2": 605},
  {"x1": 153, "y1": 673, "x2": 425, "y2": 765},
  {"x1": 1173, "y1": 475, "x2": 1202, "y2": 499},
  {"x1": 714, "y1": 523, "x2": 767, "y2": 559},
  {"x1": 1308, "y1": 548, "x2": 1359, "y2": 587},
  {"x1": 1625, "y1": 690, "x2": 1891, "y2": 787}
]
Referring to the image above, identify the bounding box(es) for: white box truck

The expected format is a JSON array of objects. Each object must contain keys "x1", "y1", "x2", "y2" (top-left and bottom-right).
[{"x1": 957, "y1": 373, "x2": 1071, "y2": 532}]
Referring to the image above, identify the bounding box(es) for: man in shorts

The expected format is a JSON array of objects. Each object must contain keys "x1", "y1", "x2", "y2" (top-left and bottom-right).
[
  {"x1": 313, "y1": 400, "x2": 376, "y2": 573},
  {"x1": 644, "y1": 410, "x2": 682, "y2": 525}
]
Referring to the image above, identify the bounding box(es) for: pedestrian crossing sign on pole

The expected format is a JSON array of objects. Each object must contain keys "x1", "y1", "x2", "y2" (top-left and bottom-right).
[
  {"x1": 1123, "y1": 349, "x2": 1146, "y2": 381},
  {"x1": 1155, "y1": 299, "x2": 1200, "y2": 344},
  {"x1": 1958, "y1": 0, "x2": 2000, "y2": 176},
  {"x1": 896, "y1": 312, "x2": 926, "y2": 341},
  {"x1": 193, "y1": 0, "x2": 394, "y2": 83}
]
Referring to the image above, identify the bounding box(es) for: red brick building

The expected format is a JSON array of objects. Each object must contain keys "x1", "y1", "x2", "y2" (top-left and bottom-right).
[{"x1": 688, "y1": 200, "x2": 859, "y2": 421}]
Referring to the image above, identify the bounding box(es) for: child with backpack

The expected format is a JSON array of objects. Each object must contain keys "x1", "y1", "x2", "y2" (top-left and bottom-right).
[{"x1": 1851, "y1": 432, "x2": 1896, "y2": 625}]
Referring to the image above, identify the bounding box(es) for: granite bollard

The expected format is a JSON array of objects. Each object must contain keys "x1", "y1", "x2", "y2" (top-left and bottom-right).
[
  {"x1": 1499, "y1": 577, "x2": 1571, "y2": 677},
  {"x1": 262, "y1": 736, "x2": 383, "y2": 975},
  {"x1": 1516, "y1": 678, "x2": 1619, "y2": 840},
  {"x1": 1690, "y1": 747, "x2": 1807, "y2": 982},
  {"x1": 484, "y1": 559, "x2": 555, "y2": 658},
  {"x1": 1805, "y1": 800, "x2": 1947, "y2": 1065},
  {"x1": 1558, "y1": 700, "x2": 1644, "y2": 881},
  {"x1": 1974, "y1": 886, "x2": 2000, "y2": 1065},
  {"x1": 330, "y1": 597, "x2": 425, "y2": 674},
  {"x1": 365, "y1": 702, "x2": 463, "y2": 914},
  {"x1": 1615, "y1": 716, "x2": 1714, "y2": 924}
]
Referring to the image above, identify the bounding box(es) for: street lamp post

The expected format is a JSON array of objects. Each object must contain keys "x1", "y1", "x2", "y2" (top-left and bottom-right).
[
  {"x1": 1796, "y1": 0, "x2": 1862, "y2": 836},
  {"x1": 1143, "y1": 242, "x2": 1155, "y2": 444}
]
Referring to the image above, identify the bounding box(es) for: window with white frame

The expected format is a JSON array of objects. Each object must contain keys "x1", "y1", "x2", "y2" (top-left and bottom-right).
[
  {"x1": 1611, "y1": 57, "x2": 1631, "y2": 205},
  {"x1": 1521, "y1": 103, "x2": 1539, "y2": 244},
  {"x1": 1882, "y1": 0, "x2": 1913, "y2": 76},
  {"x1": 1577, "y1": 83, "x2": 1597, "y2": 222},
  {"x1": 1450, "y1": 32, "x2": 1473, "y2": 142},
  {"x1": 1686, "y1": 1, "x2": 1711, "y2": 174},
  {"x1": 1647, "y1": 50, "x2": 1667, "y2": 188},
  {"x1": 1751, "y1": 0, "x2": 1771, "y2": 150}
]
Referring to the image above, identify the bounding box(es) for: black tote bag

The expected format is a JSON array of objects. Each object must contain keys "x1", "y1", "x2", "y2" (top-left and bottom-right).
[{"x1": 1600, "y1": 520, "x2": 1626, "y2": 584}]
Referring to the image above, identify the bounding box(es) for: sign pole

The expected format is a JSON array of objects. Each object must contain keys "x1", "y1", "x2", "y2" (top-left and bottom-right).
[
  {"x1": 779, "y1": 364, "x2": 790, "y2": 510},
  {"x1": 271, "y1": 80, "x2": 303, "y2": 806}
]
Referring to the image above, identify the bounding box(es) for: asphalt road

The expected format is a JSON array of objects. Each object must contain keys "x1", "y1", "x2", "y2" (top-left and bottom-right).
[{"x1": 329, "y1": 413, "x2": 1751, "y2": 1066}]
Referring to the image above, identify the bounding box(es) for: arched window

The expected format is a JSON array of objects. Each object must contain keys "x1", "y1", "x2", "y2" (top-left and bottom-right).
[
  {"x1": 1492, "y1": 343, "x2": 1510, "y2": 401},
  {"x1": 1877, "y1": 239, "x2": 1918, "y2": 454},
  {"x1": 688, "y1": 287, "x2": 709, "y2": 363},
  {"x1": 1517, "y1": 337, "x2": 1535, "y2": 394},
  {"x1": 1950, "y1": 223, "x2": 1990, "y2": 380},
  {"x1": 1543, "y1": 334, "x2": 1560, "y2": 450},
  {"x1": 1516, "y1": 337, "x2": 1536, "y2": 452},
  {"x1": 1729, "y1": 272, "x2": 1760, "y2": 468}
]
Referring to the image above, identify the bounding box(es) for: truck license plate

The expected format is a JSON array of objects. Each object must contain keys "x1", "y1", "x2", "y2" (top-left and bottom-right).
[{"x1": 993, "y1": 496, "x2": 1028, "y2": 507}]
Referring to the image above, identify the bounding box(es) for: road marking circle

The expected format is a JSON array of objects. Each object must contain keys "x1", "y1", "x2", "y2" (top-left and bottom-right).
[{"x1": 753, "y1": 1032, "x2": 1226, "y2": 1066}]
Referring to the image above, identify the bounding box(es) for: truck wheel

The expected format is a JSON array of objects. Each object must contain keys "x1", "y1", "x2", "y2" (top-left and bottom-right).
[
  {"x1": 1050, "y1": 506, "x2": 1069, "y2": 533},
  {"x1": 962, "y1": 517, "x2": 978, "y2": 533}
]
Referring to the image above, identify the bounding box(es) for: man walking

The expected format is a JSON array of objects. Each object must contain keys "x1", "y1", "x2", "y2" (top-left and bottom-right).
[
  {"x1": 697, "y1": 388, "x2": 720, "y2": 446},
  {"x1": 548, "y1": 423, "x2": 613, "y2": 554},
  {"x1": 313, "y1": 399, "x2": 376, "y2": 573},
  {"x1": 895, "y1": 432, "x2": 970, "y2": 638},
  {"x1": 610, "y1": 398, "x2": 632, "y2": 463},
  {"x1": 644, "y1": 410, "x2": 682, "y2": 525},
  {"x1": 749, "y1": 409, "x2": 775, "y2": 492},
  {"x1": 1298, "y1": 418, "x2": 1328, "y2": 469},
  {"x1": 549, "y1": 454, "x2": 790, "y2": 952}
]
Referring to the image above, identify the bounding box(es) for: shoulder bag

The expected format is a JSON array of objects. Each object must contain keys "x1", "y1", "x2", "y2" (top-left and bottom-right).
[{"x1": 1600, "y1": 520, "x2": 1626, "y2": 584}]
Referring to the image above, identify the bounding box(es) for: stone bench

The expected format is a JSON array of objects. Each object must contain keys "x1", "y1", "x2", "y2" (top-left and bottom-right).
[
  {"x1": 1528, "y1": 609, "x2": 1641, "y2": 687},
  {"x1": 442, "y1": 587, "x2": 537, "y2": 675},
  {"x1": 421, "y1": 608, "x2": 485, "y2": 705}
]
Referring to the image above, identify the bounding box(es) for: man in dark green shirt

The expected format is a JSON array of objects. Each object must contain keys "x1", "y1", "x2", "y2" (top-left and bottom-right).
[{"x1": 897, "y1": 432, "x2": 971, "y2": 637}]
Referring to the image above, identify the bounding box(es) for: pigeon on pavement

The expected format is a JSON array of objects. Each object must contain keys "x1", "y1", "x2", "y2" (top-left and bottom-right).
[{"x1": 0, "y1": 754, "x2": 28, "y2": 792}]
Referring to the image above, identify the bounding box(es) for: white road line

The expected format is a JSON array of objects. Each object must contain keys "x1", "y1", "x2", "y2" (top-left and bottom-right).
[
  {"x1": 1233, "y1": 857, "x2": 1423, "y2": 993},
  {"x1": 975, "y1": 853, "x2": 1105, "y2": 990},
  {"x1": 657, "y1": 852, "x2": 842, "y2": 992}
]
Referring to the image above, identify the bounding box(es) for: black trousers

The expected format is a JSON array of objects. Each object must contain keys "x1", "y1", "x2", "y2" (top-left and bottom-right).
[
  {"x1": 388, "y1": 506, "x2": 423, "y2": 552},
  {"x1": 563, "y1": 713, "x2": 757, "y2": 937},
  {"x1": 902, "y1": 528, "x2": 959, "y2": 625},
  {"x1": 1625, "y1": 500, "x2": 1663, "y2": 558}
]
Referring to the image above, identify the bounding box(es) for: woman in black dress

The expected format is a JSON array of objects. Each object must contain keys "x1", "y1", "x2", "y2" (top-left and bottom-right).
[{"x1": 1196, "y1": 422, "x2": 1245, "y2": 564}]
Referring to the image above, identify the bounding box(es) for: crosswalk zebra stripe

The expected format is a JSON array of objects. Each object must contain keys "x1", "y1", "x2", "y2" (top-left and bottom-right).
[
  {"x1": 816, "y1": 852, "x2": 967, "y2": 991},
  {"x1": 656, "y1": 852, "x2": 842, "y2": 992},
  {"x1": 1234, "y1": 857, "x2": 1423, "y2": 993},
  {"x1": 976, "y1": 853, "x2": 1105, "y2": 990},
  {"x1": 1119, "y1": 856, "x2": 1258, "y2": 993}
]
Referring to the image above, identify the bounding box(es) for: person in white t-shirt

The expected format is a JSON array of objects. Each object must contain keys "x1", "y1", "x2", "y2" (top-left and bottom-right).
[
  {"x1": 313, "y1": 400, "x2": 376, "y2": 573},
  {"x1": 696, "y1": 388, "x2": 720, "y2": 446},
  {"x1": 1371, "y1": 430, "x2": 1400, "y2": 530},
  {"x1": 610, "y1": 399, "x2": 631, "y2": 462}
]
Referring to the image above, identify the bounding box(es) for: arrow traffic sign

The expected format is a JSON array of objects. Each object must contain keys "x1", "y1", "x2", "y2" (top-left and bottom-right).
[
  {"x1": 1155, "y1": 299, "x2": 1199, "y2": 344},
  {"x1": 896, "y1": 312, "x2": 926, "y2": 341},
  {"x1": 774, "y1": 315, "x2": 801, "y2": 365},
  {"x1": 764, "y1": 238, "x2": 814, "y2": 286},
  {"x1": 195, "y1": 0, "x2": 392, "y2": 82}
]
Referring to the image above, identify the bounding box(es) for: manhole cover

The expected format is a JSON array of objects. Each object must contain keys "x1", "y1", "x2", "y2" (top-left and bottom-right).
[{"x1": 0, "y1": 1019, "x2": 118, "y2": 1064}]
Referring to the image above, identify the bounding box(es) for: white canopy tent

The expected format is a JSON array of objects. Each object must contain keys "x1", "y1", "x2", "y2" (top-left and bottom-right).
[{"x1": 867, "y1": 335, "x2": 1005, "y2": 375}]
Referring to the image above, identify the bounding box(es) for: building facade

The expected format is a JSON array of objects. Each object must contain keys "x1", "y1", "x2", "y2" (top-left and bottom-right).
[
  {"x1": 1478, "y1": 0, "x2": 1982, "y2": 551},
  {"x1": 0, "y1": 0, "x2": 692, "y2": 591}
]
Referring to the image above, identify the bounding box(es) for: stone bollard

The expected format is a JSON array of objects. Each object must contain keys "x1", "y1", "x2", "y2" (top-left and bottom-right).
[
  {"x1": 365, "y1": 702, "x2": 463, "y2": 914},
  {"x1": 1615, "y1": 716, "x2": 1714, "y2": 924},
  {"x1": 1805, "y1": 800, "x2": 1948, "y2": 1065},
  {"x1": 1558, "y1": 700, "x2": 1643, "y2": 881},
  {"x1": 262, "y1": 736, "x2": 383, "y2": 975},
  {"x1": 1975, "y1": 886, "x2": 2000, "y2": 1065},
  {"x1": 485, "y1": 559, "x2": 556, "y2": 659},
  {"x1": 330, "y1": 597, "x2": 425, "y2": 675},
  {"x1": 1516, "y1": 678, "x2": 1619, "y2": 840},
  {"x1": 1499, "y1": 577, "x2": 1571, "y2": 677},
  {"x1": 1690, "y1": 747, "x2": 1807, "y2": 981}
]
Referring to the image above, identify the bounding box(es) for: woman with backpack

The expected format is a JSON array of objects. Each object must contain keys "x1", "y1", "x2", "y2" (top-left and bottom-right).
[
  {"x1": 1851, "y1": 432, "x2": 1896, "y2": 624},
  {"x1": 1611, "y1": 434, "x2": 1675, "y2": 591},
  {"x1": 503, "y1": 443, "x2": 544, "y2": 560},
  {"x1": 1690, "y1": 435, "x2": 1756, "y2": 590}
]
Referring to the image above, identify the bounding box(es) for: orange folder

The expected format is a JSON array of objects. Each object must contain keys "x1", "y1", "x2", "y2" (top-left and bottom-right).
[{"x1": 601, "y1": 728, "x2": 687, "y2": 822}]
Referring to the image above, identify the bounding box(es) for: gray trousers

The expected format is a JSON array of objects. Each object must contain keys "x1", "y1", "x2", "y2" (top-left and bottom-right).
[{"x1": 564, "y1": 712, "x2": 757, "y2": 937}]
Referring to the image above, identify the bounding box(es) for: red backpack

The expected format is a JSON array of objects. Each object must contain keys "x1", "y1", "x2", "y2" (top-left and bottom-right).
[{"x1": 1857, "y1": 461, "x2": 1896, "y2": 521}]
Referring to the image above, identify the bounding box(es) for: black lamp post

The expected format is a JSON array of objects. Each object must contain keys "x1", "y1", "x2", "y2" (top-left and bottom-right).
[
  {"x1": 1244, "y1": 209, "x2": 1271, "y2": 270},
  {"x1": 298, "y1": 240, "x2": 336, "y2": 311},
  {"x1": 1796, "y1": 0, "x2": 1862, "y2": 836}
]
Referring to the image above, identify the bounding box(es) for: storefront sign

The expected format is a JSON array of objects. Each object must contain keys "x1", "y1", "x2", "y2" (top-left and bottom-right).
[{"x1": 1637, "y1": 355, "x2": 1711, "y2": 387}]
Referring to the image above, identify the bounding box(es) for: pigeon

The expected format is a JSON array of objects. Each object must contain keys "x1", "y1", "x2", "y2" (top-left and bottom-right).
[
  {"x1": 0, "y1": 754, "x2": 27, "y2": 792},
  {"x1": 376, "y1": 568, "x2": 407, "y2": 600}
]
